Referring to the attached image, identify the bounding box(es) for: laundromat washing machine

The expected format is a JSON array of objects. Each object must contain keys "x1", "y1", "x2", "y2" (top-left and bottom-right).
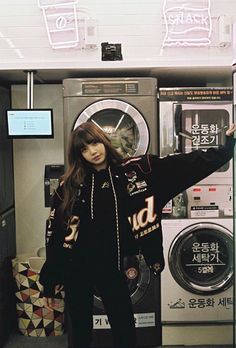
[
  {"x1": 158, "y1": 87, "x2": 234, "y2": 344},
  {"x1": 161, "y1": 218, "x2": 233, "y2": 345},
  {"x1": 159, "y1": 87, "x2": 233, "y2": 220},
  {"x1": 63, "y1": 77, "x2": 158, "y2": 162},
  {"x1": 63, "y1": 77, "x2": 161, "y2": 347}
]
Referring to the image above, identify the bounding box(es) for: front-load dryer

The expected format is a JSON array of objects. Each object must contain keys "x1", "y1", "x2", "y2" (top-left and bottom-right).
[
  {"x1": 63, "y1": 77, "x2": 158, "y2": 166},
  {"x1": 63, "y1": 77, "x2": 161, "y2": 347},
  {"x1": 161, "y1": 218, "x2": 233, "y2": 345}
]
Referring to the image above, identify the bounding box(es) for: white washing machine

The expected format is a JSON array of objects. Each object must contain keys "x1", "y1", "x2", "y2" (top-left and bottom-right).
[
  {"x1": 159, "y1": 88, "x2": 233, "y2": 220},
  {"x1": 161, "y1": 218, "x2": 233, "y2": 345},
  {"x1": 63, "y1": 77, "x2": 158, "y2": 166}
]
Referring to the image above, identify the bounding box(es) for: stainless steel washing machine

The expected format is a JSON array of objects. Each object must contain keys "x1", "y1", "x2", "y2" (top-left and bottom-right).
[
  {"x1": 159, "y1": 87, "x2": 233, "y2": 184},
  {"x1": 161, "y1": 218, "x2": 233, "y2": 345},
  {"x1": 63, "y1": 77, "x2": 158, "y2": 166},
  {"x1": 159, "y1": 87, "x2": 233, "y2": 219},
  {"x1": 63, "y1": 77, "x2": 161, "y2": 347}
]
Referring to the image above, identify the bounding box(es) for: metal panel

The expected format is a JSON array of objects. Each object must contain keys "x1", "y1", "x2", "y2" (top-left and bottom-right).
[
  {"x1": 0, "y1": 87, "x2": 14, "y2": 213},
  {"x1": 63, "y1": 77, "x2": 158, "y2": 168}
]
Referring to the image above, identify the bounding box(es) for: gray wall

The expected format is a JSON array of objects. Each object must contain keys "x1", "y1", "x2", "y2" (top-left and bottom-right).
[{"x1": 11, "y1": 84, "x2": 64, "y2": 254}]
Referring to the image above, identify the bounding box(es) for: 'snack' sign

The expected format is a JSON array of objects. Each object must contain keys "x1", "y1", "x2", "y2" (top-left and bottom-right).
[{"x1": 162, "y1": 0, "x2": 212, "y2": 47}]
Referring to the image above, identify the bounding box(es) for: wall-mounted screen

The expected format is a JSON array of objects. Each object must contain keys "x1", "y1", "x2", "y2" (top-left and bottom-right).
[{"x1": 6, "y1": 109, "x2": 54, "y2": 138}]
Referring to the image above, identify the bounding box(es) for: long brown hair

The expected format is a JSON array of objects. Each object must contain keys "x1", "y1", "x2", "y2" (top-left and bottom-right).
[{"x1": 61, "y1": 121, "x2": 123, "y2": 215}]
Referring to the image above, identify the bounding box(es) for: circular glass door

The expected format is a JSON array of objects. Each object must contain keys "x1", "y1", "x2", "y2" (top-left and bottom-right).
[
  {"x1": 73, "y1": 99, "x2": 150, "y2": 157},
  {"x1": 168, "y1": 222, "x2": 233, "y2": 295},
  {"x1": 93, "y1": 255, "x2": 150, "y2": 309}
]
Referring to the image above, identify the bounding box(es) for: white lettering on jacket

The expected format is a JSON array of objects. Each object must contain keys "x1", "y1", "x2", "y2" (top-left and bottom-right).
[{"x1": 128, "y1": 196, "x2": 157, "y2": 232}]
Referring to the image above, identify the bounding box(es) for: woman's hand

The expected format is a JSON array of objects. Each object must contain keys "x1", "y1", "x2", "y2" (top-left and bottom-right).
[
  {"x1": 226, "y1": 124, "x2": 236, "y2": 136},
  {"x1": 43, "y1": 284, "x2": 63, "y2": 311},
  {"x1": 43, "y1": 296, "x2": 57, "y2": 311}
]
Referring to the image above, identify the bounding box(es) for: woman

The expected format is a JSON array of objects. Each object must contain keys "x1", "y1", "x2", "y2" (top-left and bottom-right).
[{"x1": 39, "y1": 121, "x2": 236, "y2": 348}]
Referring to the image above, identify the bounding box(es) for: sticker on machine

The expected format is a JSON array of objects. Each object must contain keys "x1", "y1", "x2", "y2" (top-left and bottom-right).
[
  {"x1": 134, "y1": 312, "x2": 155, "y2": 327},
  {"x1": 93, "y1": 315, "x2": 110, "y2": 329},
  {"x1": 93, "y1": 312, "x2": 155, "y2": 329},
  {"x1": 190, "y1": 206, "x2": 219, "y2": 218}
]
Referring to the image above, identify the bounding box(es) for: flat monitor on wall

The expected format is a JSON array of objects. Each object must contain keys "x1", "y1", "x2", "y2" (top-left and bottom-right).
[{"x1": 6, "y1": 109, "x2": 54, "y2": 138}]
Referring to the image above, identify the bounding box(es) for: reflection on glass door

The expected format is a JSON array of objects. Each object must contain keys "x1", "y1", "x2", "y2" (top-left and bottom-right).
[
  {"x1": 90, "y1": 109, "x2": 140, "y2": 158},
  {"x1": 73, "y1": 99, "x2": 150, "y2": 157},
  {"x1": 174, "y1": 103, "x2": 230, "y2": 171}
]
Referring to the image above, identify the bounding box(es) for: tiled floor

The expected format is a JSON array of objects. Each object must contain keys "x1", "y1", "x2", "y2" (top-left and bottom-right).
[
  {"x1": 2, "y1": 333, "x2": 234, "y2": 348},
  {"x1": 3, "y1": 333, "x2": 67, "y2": 348}
]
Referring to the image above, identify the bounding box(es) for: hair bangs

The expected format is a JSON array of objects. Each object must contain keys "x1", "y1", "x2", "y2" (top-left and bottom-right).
[{"x1": 75, "y1": 126, "x2": 102, "y2": 151}]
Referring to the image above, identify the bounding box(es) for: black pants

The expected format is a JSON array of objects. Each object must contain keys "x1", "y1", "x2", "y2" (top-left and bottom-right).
[{"x1": 64, "y1": 262, "x2": 136, "y2": 348}]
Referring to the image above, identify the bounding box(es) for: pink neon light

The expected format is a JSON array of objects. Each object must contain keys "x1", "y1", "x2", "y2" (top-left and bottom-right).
[{"x1": 162, "y1": 0, "x2": 212, "y2": 47}]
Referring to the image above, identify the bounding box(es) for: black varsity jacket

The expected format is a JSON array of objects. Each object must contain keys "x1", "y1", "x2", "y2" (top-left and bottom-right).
[{"x1": 39, "y1": 135, "x2": 235, "y2": 297}]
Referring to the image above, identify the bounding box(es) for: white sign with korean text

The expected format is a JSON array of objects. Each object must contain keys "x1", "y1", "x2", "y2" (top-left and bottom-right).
[{"x1": 93, "y1": 312, "x2": 155, "y2": 329}]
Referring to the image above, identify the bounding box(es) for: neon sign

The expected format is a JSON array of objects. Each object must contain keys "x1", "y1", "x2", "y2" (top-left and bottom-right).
[
  {"x1": 162, "y1": 0, "x2": 212, "y2": 47},
  {"x1": 38, "y1": 0, "x2": 79, "y2": 49}
]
